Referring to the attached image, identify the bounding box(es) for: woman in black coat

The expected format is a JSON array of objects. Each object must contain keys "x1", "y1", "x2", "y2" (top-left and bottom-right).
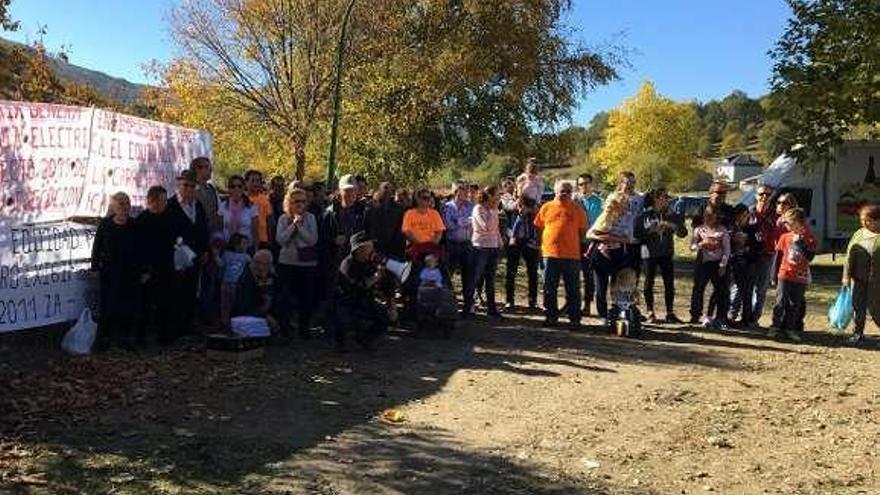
[{"x1": 91, "y1": 192, "x2": 143, "y2": 350}]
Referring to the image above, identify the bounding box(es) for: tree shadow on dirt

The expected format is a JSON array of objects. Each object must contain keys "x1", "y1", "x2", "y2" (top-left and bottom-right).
[
  {"x1": 640, "y1": 327, "x2": 798, "y2": 353},
  {"x1": 1, "y1": 308, "x2": 750, "y2": 494},
  {"x1": 10, "y1": 420, "x2": 661, "y2": 495}
]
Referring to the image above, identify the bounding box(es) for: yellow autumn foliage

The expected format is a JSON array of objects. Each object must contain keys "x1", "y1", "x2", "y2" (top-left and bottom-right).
[{"x1": 592, "y1": 82, "x2": 702, "y2": 189}]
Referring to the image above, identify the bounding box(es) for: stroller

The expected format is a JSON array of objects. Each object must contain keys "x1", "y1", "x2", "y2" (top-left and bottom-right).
[
  {"x1": 406, "y1": 242, "x2": 458, "y2": 338},
  {"x1": 606, "y1": 268, "x2": 643, "y2": 338}
]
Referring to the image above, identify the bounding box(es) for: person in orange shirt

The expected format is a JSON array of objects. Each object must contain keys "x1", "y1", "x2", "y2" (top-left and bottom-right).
[
  {"x1": 245, "y1": 170, "x2": 272, "y2": 248},
  {"x1": 535, "y1": 180, "x2": 588, "y2": 328},
  {"x1": 402, "y1": 188, "x2": 445, "y2": 246}
]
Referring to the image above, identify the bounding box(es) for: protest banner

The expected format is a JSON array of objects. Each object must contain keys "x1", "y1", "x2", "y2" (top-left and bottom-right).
[{"x1": 0, "y1": 100, "x2": 211, "y2": 332}]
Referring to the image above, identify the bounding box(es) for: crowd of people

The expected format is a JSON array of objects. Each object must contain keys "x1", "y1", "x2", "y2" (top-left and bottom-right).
[{"x1": 89, "y1": 155, "x2": 880, "y2": 353}]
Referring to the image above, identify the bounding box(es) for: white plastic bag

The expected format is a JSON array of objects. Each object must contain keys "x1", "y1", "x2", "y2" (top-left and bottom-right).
[
  {"x1": 61, "y1": 309, "x2": 97, "y2": 355},
  {"x1": 230, "y1": 316, "x2": 271, "y2": 337},
  {"x1": 174, "y1": 237, "x2": 196, "y2": 271}
]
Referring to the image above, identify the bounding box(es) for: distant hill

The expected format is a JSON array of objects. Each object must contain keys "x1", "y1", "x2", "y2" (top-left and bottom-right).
[{"x1": 0, "y1": 37, "x2": 147, "y2": 104}]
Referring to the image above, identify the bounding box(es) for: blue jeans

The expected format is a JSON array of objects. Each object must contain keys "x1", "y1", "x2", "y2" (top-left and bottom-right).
[
  {"x1": 445, "y1": 240, "x2": 474, "y2": 296},
  {"x1": 466, "y1": 247, "x2": 498, "y2": 313},
  {"x1": 750, "y1": 253, "x2": 776, "y2": 324},
  {"x1": 592, "y1": 247, "x2": 628, "y2": 318},
  {"x1": 543, "y1": 257, "x2": 581, "y2": 322}
]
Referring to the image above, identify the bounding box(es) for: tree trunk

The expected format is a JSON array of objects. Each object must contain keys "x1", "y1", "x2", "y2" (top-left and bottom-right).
[{"x1": 293, "y1": 139, "x2": 306, "y2": 180}]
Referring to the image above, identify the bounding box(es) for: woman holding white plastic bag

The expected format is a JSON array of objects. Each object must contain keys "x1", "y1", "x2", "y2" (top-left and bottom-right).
[
  {"x1": 841, "y1": 204, "x2": 880, "y2": 344},
  {"x1": 91, "y1": 192, "x2": 144, "y2": 351}
]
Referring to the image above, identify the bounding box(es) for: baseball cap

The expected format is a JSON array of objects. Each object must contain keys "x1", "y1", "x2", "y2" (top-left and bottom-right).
[{"x1": 338, "y1": 174, "x2": 357, "y2": 190}]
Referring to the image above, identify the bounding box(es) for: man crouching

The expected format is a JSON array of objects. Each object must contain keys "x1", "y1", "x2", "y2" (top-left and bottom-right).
[{"x1": 334, "y1": 232, "x2": 396, "y2": 352}]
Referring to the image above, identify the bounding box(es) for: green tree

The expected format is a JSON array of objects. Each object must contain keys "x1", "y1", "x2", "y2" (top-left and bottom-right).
[
  {"x1": 770, "y1": 0, "x2": 880, "y2": 161},
  {"x1": 592, "y1": 82, "x2": 702, "y2": 189},
  {"x1": 720, "y1": 131, "x2": 747, "y2": 156},
  {"x1": 720, "y1": 89, "x2": 764, "y2": 130},
  {"x1": 757, "y1": 120, "x2": 794, "y2": 160},
  {"x1": 700, "y1": 100, "x2": 726, "y2": 143}
]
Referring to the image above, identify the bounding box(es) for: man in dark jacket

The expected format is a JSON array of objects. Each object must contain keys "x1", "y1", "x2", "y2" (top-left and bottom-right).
[
  {"x1": 136, "y1": 186, "x2": 177, "y2": 344},
  {"x1": 691, "y1": 181, "x2": 736, "y2": 230},
  {"x1": 317, "y1": 174, "x2": 368, "y2": 321},
  {"x1": 334, "y1": 232, "x2": 392, "y2": 352},
  {"x1": 365, "y1": 182, "x2": 406, "y2": 260},
  {"x1": 166, "y1": 170, "x2": 209, "y2": 339},
  {"x1": 635, "y1": 188, "x2": 688, "y2": 323}
]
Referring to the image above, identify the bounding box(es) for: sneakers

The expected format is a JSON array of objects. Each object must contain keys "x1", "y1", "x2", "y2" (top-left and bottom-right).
[
  {"x1": 849, "y1": 332, "x2": 864, "y2": 344},
  {"x1": 504, "y1": 302, "x2": 516, "y2": 312},
  {"x1": 665, "y1": 314, "x2": 683, "y2": 324},
  {"x1": 645, "y1": 312, "x2": 658, "y2": 324}
]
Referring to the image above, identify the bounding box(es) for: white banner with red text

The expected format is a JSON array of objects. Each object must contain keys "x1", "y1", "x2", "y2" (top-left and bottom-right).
[{"x1": 0, "y1": 100, "x2": 212, "y2": 332}]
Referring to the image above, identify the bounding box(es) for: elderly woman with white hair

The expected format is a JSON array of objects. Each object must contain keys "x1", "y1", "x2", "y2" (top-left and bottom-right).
[{"x1": 91, "y1": 191, "x2": 144, "y2": 350}]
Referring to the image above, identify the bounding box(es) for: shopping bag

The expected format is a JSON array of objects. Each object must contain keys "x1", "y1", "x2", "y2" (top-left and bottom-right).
[
  {"x1": 61, "y1": 309, "x2": 97, "y2": 355},
  {"x1": 828, "y1": 286, "x2": 853, "y2": 333},
  {"x1": 174, "y1": 238, "x2": 197, "y2": 271}
]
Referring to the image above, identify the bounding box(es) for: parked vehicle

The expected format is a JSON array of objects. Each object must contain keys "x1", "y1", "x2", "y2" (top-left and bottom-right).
[
  {"x1": 671, "y1": 196, "x2": 707, "y2": 219},
  {"x1": 739, "y1": 140, "x2": 880, "y2": 253}
]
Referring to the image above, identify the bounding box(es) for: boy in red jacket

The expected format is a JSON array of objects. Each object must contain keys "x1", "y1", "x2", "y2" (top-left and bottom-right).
[{"x1": 770, "y1": 208, "x2": 816, "y2": 342}]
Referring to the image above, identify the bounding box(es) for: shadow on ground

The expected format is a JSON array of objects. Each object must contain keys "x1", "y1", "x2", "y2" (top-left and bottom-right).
[{"x1": 0, "y1": 307, "x2": 742, "y2": 494}]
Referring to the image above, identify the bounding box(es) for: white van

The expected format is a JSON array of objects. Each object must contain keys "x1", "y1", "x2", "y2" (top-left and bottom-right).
[{"x1": 739, "y1": 140, "x2": 880, "y2": 253}]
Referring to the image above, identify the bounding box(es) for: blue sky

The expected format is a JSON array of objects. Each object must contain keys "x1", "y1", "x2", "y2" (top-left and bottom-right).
[{"x1": 6, "y1": 0, "x2": 792, "y2": 126}]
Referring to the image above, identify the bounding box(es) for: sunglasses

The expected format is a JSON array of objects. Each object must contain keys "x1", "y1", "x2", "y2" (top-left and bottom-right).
[{"x1": 758, "y1": 192, "x2": 771, "y2": 197}]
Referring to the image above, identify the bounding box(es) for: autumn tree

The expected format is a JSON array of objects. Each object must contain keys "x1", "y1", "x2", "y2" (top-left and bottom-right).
[
  {"x1": 142, "y1": 60, "x2": 307, "y2": 182},
  {"x1": 159, "y1": 0, "x2": 621, "y2": 185},
  {"x1": 337, "y1": 0, "x2": 620, "y2": 183},
  {"x1": 169, "y1": 0, "x2": 345, "y2": 180},
  {"x1": 771, "y1": 0, "x2": 880, "y2": 161},
  {"x1": 592, "y1": 82, "x2": 702, "y2": 189}
]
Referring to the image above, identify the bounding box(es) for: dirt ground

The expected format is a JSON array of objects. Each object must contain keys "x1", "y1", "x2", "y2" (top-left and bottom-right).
[{"x1": 1, "y1": 262, "x2": 879, "y2": 495}]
